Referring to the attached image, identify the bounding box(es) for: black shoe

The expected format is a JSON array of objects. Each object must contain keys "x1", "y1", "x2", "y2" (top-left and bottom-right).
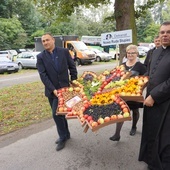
[
  {"x1": 55, "y1": 138, "x2": 61, "y2": 144},
  {"x1": 55, "y1": 136, "x2": 70, "y2": 144},
  {"x1": 109, "y1": 135, "x2": 120, "y2": 141},
  {"x1": 130, "y1": 128, "x2": 136, "y2": 136},
  {"x1": 56, "y1": 141, "x2": 66, "y2": 151}
]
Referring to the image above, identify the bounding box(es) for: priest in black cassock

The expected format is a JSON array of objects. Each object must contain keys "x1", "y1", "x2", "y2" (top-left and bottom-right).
[{"x1": 139, "y1": 21, "x2": 170, "y2": 170}]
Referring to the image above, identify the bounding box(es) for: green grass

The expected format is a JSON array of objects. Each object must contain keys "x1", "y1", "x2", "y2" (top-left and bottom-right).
[{"x1": 0, "y1": 82, "x2": 51, "y2": 135}]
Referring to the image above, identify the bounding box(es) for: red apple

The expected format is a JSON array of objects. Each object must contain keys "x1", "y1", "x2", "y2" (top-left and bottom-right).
[
  {"x1": 57, "y1": 93, "x2": 62, "y2": 97},
  {"x1": 61, "y1": 88, "x2": 66, "y2": 92},
  {"x1": 115, "y1": 98, "x2": 121, "y2": 104},
  {"x1": 87, "y1": 116, "x2": 93, "y2": 122},
  {"x1": 67, "y1": 107, "x2": 72, "y2": 112},
  {"x1": 83, "y1": 100, "x2": 89, "y2": 104},
  {"x1": 89, "y1": 119, "x2": 94, "y2": 125},
  {"x1": 58, "y1": 107, "x2": 64, "y2": 112},
  {"x1": 123, "y1": 108, "x2": 129, "y2": 113},
  {"x1": 121, "y1": 104, "x2": 127, "y2": 109},
  {"x1": 84, "y1": 103, "x2": 89, "y2": 109},
  {"x1": 80, "y1": 106, "x2": 86, "y2": 112},
  {"x1": 110, "y1": 115, "x2": 117, "y2": 120},
  {"x1": 120, "y1": 71, "x2": 125, "y2": 76},
  {"x1": 91, "y1": 121, "x2": 98, "y2": 127},
  {"x1": 119, "y1": 101, "x2": 124, "y2": 106},
  {"x1": 104, "y1": 116, "x2": 110, "y2": 122},
  {"x1": 84, "y1": 114, "x2": 89, "y2": 119}
]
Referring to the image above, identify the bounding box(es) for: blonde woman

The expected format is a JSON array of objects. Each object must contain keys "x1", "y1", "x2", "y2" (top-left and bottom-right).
[{"x1": 110, "y1": 44, "x2": 146, "y2": 141}]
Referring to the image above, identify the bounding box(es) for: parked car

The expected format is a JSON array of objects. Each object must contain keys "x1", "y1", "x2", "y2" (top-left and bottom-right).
[
  {"x1": 9, "y1": 50, "x2": 18, "y2": 56},
  {"x1": 15, "y1": 52, "x2": 40, "y2": 70},
  {"x1": 111, "y1": 52, "x2": 120, "y2": 60},
  {"x1": 0, "y1": 50, "x2": 13, "y2": 60},
  {"x1": 137, "y1": 46, "x2": 149, "y2": 54},
  {"x1": 8, "y1": 50, "x2": 18, "y2": 61},
  {"x1": 16, "y1": 49, "x2": 27, "y2": 53},
  {"x1": 138, "y1": 48, "x2": 147, "y2": 58},
  {"x1": 90, "y1": 48, "x2": 112, "y2": 62},
  {"x1": 0, "y1": 57, "x2": 19, "y2": 74}
]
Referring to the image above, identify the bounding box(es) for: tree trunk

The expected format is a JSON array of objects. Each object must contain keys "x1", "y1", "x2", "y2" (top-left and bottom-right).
[{"x1": 114, "y1": 0, "x2": 137, "y2": 64}]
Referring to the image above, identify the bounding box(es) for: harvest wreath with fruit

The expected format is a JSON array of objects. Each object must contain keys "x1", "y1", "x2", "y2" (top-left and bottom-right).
[{"x1": 56, "y1": 65, "x2": 148, "y2": 133}]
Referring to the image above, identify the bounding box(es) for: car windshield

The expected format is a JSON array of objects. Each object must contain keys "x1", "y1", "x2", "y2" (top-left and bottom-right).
[
  {"x1": 71, "y1": 41, "x2": 88, "y2": 50},
  {"x1": 0, "y1": 57, "x2": 11, "y2": 62}
]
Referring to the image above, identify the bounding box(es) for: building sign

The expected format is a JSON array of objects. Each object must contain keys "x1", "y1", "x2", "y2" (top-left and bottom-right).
[{"x1": 101, "y1": 29, "x2": 132, "y2": 46}]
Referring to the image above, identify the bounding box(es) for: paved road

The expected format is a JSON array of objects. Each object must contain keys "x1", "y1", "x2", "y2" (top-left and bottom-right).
[
  {"x1": 0, "y1": 62, "x2": 148, "y2": 170},
  {"x1": 0, "y1": 62, "x2": 117, "y2": 89}
]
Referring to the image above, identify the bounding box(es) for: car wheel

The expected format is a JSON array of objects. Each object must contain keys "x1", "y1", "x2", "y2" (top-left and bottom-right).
[
  {"x1": 18, "y1": 63, "x2": 23, "y2": 70},
  {"x1": 96, "y1": 56, "x2": 101, "y2": 62}
]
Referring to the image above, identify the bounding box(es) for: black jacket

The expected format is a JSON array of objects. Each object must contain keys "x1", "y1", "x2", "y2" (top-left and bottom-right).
[
  {"x1": 144, "y1": 47, "x2": 159, "y2": 70},
  {"x1": 139, "y1": 46, "x2": 170, "y2": 170},
  {"x1": 36, "y1": 47, "x2": 78, "y2": 98}
]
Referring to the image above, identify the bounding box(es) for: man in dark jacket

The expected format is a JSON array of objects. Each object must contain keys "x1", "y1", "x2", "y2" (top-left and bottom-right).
[
  {"x1": 139, "y1": 21, "x2": 170, "y2": 170},
  {"x1": 36, "y1": 33, "x2": 78, "y2": 151},
  {"x1": 144, "y1": 35, "x2": 161, "y2": 69}
]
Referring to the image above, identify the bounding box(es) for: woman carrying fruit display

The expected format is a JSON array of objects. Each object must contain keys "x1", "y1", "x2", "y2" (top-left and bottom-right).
[{"x1": 110, "y1": 44, "x2": 146, "y2": 141}]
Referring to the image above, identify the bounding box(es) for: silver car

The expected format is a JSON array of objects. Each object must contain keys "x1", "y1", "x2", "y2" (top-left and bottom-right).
[
  {"x1": 91, "y1": 48, "x2": 112, "y2": 62},
  {"x1": 0, "y1": 50, "x2": 13, "y2": 60},
  {"x1": 137, "y1": 46, "x2": 149, "y2": 56},
  {"x1": 15, "y1": 52, "x2": 40, "y2": 69},
  {"x1": 0, "y1": 57, "x2": 19, "y2": 74}
]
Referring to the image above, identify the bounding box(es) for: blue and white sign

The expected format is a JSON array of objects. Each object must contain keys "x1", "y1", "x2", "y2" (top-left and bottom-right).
[{"x1": 101, "y1": 29, "x2": 132, "y2": 46}]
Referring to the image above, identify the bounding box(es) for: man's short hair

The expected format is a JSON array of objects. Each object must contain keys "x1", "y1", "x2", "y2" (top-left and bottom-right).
[
  {"x1": 154, "y1": 35, "x2": 159, "y2": 39},
  {"x1": 161, "y1": 21, "x2": 170, "y2": 26},
  {"x1": 43, "y1": 32, "x2": 53, "y2": 37}
]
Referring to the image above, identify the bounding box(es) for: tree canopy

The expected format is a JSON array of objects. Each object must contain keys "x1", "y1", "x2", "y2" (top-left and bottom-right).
[
  {"x1": 34, "y1": 0, "x2": 165, "y2": 62},
  {"x1": 0, "y1": 17, "x2": 27, "y2": 49}
]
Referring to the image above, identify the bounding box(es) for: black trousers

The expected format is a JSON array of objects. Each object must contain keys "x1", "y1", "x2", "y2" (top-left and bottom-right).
[
  {"x1": 48, "y1": 97, "x2": 70, "y2": 141},
  {"x1": 160, "y1": 145, "x2": 170, "y2": 170}
]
